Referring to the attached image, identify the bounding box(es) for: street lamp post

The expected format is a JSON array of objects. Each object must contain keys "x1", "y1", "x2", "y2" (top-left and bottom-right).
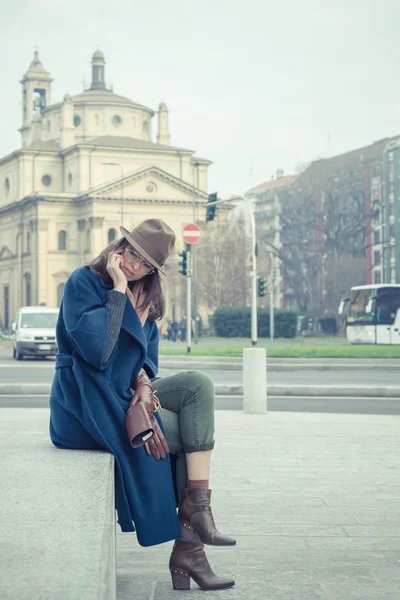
[
  {"x1": 201, "y1": 192, "x2": 266, "y2": 413},
  {"x1": 102, "y1": 162, "x2": 124, "y2": 227},
  {"x1": 207, "y1": 194, "x2": 258, "y2": 345},
  {"x1": 243, "y1": 195, "x2": 258, "y2": 346}
]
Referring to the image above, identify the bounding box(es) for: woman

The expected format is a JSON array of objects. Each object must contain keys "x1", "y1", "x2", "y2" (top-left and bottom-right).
[{"x1": 49, "y1": 219, "x2": 235, "y2": 591}]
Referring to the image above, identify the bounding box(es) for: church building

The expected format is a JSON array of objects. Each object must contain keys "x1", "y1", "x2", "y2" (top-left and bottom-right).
[{"x1": 0, "y1": 49, "x2": 211, "y2": 329}]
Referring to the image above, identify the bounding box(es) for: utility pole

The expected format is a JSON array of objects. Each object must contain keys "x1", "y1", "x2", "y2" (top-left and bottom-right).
[
  {"x1": 192, "y1": 197, "x2": 198, "y2": 344},
  {"x1": 186, "y1": 248, "x2": 192, "y2": 353}
]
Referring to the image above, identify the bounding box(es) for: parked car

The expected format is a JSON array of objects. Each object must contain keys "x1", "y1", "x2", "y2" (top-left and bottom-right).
[{"x1": 11, "y1": 306, "x2": 59, "y2": 360}]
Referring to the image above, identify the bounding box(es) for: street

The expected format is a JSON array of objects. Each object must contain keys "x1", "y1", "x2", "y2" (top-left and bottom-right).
[
  {"x1": 1, "y1": 353, "x2": 400, "y2": 387},
  {"x1": 1, "y1": 350, "x2": 400, "y2": 414}
]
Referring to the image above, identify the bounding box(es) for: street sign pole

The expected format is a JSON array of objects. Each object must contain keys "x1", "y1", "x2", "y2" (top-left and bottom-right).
[
  {"x1": 186, "y1": 248, "x2": 192, "y2": 354},
  {"x1": 193, "y1": 243, "x2": 198, "y2": 344},
  {"x1": 182, "y1": 223, "x2": 201, "y2": 352}
]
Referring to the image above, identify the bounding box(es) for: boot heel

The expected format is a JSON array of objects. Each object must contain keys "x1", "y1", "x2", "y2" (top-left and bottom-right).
[{"x1": 170, "y1": 569, "x2": 190, "y2": 590}]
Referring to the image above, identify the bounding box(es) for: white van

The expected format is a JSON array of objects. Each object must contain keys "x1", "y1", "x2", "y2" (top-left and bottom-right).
[{"x1": 12, "y1": 306, "x2": 59, "y2": 360}]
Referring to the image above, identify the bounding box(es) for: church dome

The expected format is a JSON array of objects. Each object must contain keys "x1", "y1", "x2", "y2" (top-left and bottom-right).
[
  {"x1": 70, "y1": 89, "x2": 154, "y2": 114},
  {"x1": 92, "y1": 49, "x2": 104, "y2": 61},
  {"x1": 72, "y1": 89, "x2": 134, "y2": 106}
]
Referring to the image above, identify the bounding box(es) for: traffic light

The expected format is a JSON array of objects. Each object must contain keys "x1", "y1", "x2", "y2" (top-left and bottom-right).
[
  {"x1": 178, "y1": 249, "x2": 187, "y2": 276},
  {"x1": 258, "y1": 277, "x2": 266, "y2": 297},
  {"x1": 206, "y1": 193, "x2": 217, "y2": 222}
]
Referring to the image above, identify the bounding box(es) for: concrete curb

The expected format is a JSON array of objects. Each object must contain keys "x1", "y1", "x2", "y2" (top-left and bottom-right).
[
  {"x1": 159, "y1": 360, "x2": 400, "y2": 371},
  {"x1": 3, "y1": 383, "x2": 400, "y2": 398}
]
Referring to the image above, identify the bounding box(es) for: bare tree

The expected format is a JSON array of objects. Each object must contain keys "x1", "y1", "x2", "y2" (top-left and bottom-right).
[
  {"x1": 257, "y1": 169, "x2": 370, "y2": 314},
  {"x1": 319, "y1": 174, "x2": 370, "y2": 311},
  {"x1": 196, "y1": 218, "x2": 251, "y2": 311}
]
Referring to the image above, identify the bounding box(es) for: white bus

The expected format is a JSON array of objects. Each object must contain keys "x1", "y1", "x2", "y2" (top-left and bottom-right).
[{"x1": 339, "y1": 284, "x2": 400, "y2": 345}]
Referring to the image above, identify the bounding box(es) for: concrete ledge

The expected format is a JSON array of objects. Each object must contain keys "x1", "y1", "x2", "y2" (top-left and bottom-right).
[{"x1": 0, "y1": 409, "x2": 116, "y2": 600}]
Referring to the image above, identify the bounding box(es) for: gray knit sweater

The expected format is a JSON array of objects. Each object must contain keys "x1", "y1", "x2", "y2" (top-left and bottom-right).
[{"x1": 101, "y1": 289, "x2": 127, "y2": 365}]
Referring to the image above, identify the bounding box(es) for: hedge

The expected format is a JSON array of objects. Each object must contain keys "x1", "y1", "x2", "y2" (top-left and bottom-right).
[{"x1": 211, "y1": 307, "x2": 297, "y2": 338}]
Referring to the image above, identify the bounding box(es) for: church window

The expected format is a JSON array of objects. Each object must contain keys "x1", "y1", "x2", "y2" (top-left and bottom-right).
[
  {"x1": 33, "y1": 88, "x2": 46, "y2": 114},
  {"x1": 47, "y1": 119, "x2": 51, "y2": 132},
  {"x1": 57, "y1": 283, "x2": 65, "y2": 307},
  {"x1": 111, "y1": 115, "x2": 122, "y2": 127},
  {"x1": 132, "y1": 117, "x2": 137, "y2": 129},
  {"x1": 26, "y1": 232, "x2": 31, "y2": 253},
  {"x1": 108, "y1": 228, "x2": 117, "y2": 243},
  {"x1": 58, "y1": 230, "x2": 67, "y2": 251},
  {"x1": 42, "y1": 175, "x2": 52, "y2": 187},
  {"x1": 94, "y1": 114, "x2": 100, "y2": 126},
  {"x1": 74, "y1": 115, "x2": 81, "y2": 127},
  {"x1": 68, "y1": 173, "x2": 73, "y2": 187},
  {"x1": 143, "y1": 120, "x2": 149, "y2": 133},
  {"x1": 4, "y1": 178, "x2": 10, "y2": 198},
  {"x1": 86, "y1": 229, "x2": 91, "y2": 252}
]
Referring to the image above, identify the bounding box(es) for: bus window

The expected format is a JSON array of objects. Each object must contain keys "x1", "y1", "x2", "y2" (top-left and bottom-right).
[
  {"x1": 376, "y1": 289, "x2": 400, "y2": 325},
  {"x1": 348, "y1": 289, "x2": 375, "y2": 324}
]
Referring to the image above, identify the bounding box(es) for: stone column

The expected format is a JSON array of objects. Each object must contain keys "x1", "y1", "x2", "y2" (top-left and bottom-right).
[
  {"x1": 89, "y1": 216, "x2": 105, "y2": 258},
  {"x1": 77, "y1": 218, "x2": 86, "y2": 265}
]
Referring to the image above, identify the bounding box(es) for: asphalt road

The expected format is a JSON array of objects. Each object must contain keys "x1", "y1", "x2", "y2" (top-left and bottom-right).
[{"x1": 1, "y1": 354, "x2": 400, "y2": 387}]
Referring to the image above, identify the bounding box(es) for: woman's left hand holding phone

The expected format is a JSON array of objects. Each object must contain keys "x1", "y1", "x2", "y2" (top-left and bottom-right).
[{"x1": 106, "y1": 252, "x2": 127, "y2": 293}]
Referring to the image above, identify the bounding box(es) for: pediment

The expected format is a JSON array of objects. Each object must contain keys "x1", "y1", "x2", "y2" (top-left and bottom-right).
[
  {"x1": 0, "y1": 245, "x2": 14, "y2": 260},
  {"x1": 84, "y1": 166, "x2": 207, "y2": 203}
]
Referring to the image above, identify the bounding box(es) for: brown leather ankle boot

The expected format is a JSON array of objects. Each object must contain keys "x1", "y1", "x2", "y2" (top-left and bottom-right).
[
  {"x1": 169, "y1": 520, "x2": 235, "y2": 591},
  {"x1": 178, "y1": 487, "x2": 237, "y2": 546}
]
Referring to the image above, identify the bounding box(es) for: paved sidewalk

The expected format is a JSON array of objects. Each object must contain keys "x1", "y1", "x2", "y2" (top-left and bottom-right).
[{"x1": 117, "y1": 410, "x2": 400, "y2": 600}]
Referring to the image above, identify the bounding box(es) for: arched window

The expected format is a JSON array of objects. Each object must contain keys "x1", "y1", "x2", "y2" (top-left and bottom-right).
[
  {"x1": 57, "y1": 283, "x2": 65, "y2": 307},
  {"x1": 58, "y1": 230, "x2": 67, "y2": 251},
  {"x1": 24, "y1": 273, "x2": 32, "y2": 307},
  {"x1": 108, "y1": 228, "x2": 117, "y2": 243},
  {"x1": 26, "y1": 231, "x2": 31, "y2": 253},
  {"x1": 86, "y1": 229, "x2": 91, "y2": 252}
]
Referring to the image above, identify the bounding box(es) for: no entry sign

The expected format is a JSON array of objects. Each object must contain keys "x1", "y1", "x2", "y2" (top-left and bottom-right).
[{"x1": 183, "y1": 223, "x2": 201, "y2": 245}]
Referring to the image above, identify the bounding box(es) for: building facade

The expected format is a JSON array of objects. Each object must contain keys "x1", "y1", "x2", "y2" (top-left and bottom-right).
[
  {"x1": 247, "y1": 138, "x2": 400, "y2": 315},
  {"x1": 245, "y1": 170, "x2": 298, "y2": 309},
  {"x1": 0, "y1": 50, "x2": 212, "y2": 329}
]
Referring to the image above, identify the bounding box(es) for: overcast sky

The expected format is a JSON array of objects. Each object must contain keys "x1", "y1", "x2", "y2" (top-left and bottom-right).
[{"x1": 1, "y1": 0, "x2": 400, "y2": 196}]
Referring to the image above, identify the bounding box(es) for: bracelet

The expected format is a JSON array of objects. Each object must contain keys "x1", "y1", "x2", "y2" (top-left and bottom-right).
[{"x1": 153, "y1": 392, "x2": 162, "y2": 413}]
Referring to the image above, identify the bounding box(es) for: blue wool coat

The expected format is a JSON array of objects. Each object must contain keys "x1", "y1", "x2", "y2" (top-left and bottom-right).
[{"x1": 49, "y1": 266, "x2": 180, "y2": 547}]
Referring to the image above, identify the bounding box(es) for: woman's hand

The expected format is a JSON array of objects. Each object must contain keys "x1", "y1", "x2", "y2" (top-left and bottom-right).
[
  {"x1": 129, "y1": 371, "x2": 169, "y2": 460},
  {"x1": 106, "y1": 252, "x2": 127, "y2": 293}
]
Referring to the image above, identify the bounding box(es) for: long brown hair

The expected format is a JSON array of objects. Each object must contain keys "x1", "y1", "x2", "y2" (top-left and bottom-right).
[{"x1": 87, "y1": 237, "x2": 165, "y2": 321}]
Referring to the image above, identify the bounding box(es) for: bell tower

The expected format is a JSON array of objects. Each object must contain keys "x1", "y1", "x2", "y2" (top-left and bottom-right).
[
  {"x1": 20, "y1": 49, "x2": 53, "y2": 147},
  {"x1": 157, "y1": 102, "x2": 171, "y2": 145}
]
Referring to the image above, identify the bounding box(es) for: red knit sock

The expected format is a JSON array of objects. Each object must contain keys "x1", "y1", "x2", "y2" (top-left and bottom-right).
[{"x1": 187, "y1": 479, "x2": 209, "y2": 490}]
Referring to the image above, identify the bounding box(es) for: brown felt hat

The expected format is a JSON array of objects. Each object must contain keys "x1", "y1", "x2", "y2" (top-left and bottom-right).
[{"x1": 119, "y1": 219, "x2": 176, "y2": 275}]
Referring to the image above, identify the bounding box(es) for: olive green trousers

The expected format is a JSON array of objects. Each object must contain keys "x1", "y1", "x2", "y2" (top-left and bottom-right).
[{"x1": 153, "y1": 371, "x2": 215, "y2": 503}]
